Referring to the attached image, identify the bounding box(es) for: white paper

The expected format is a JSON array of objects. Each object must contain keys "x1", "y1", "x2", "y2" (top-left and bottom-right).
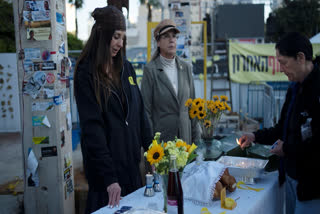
[
  {"x1": 27, "y1": 149, "x2": 38, "y2": 175},
  {"x1": 66, "y1": 112, "x2": 71, "y2": 130},
  {"x1": 60, "y1": 103, "x2": 67, "y2": 112},
  {"x1": 41, "y1": 115, "x2": 51, "y2": 127}
]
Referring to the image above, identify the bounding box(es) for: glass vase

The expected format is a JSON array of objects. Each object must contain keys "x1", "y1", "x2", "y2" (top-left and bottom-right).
[
  {"x1": 161, "y1": 174, "x2": 169, "y2": 213},
  {"x1": 200, "y1": 138, "x2": 223, "y2": 161}
]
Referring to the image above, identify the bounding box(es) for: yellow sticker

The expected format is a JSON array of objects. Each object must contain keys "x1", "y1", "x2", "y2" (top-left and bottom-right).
[
  {"x1": 128, "y1": 76, "x2": 136, "y2": 85},
  {"x1": 32, "y1": 136, "x2": 49, "y2": 144}
]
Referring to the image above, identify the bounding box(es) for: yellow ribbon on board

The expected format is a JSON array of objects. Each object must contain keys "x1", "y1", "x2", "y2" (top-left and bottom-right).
[{"x1": 236, "y1": 181, "x2": 264, "y2": 192}]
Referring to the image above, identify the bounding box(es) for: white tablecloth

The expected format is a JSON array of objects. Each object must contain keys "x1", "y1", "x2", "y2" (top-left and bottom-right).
[{"x1": 93, "y1": 171, "x2": 284, "y2": 214}]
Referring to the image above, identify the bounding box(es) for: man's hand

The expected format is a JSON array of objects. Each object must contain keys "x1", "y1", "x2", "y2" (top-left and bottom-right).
[
  {"x1": 107, "y1": 182, "x2": 121, "y2": 208},
  {"x1": 238, "y1": 132, "x2": 255, "y2": 150}
]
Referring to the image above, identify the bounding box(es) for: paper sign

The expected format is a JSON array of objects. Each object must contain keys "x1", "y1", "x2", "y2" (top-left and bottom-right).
[
  {"x1": 64, "y1": 179, "x2": 74, "y2": 199},
  {"x1": 43, "y1": 86, "x2": 54, "y2": 98},
  {"x1": 25, "y1": 1, "x2": 50, "y2": 11},
  {"x1": 46, "y1": 73, "x2": 55, "y2": 84},
  {"x1": 32, "y1": 115, "x2": 45, "y2": 126},
  {"x1": 59, "y1": 42, "x2": 65, "y2": 54},
  {"x1": 23, "y1": 60, "x2": 33, "y2": 73},
  {"x1": 60, "y1": 103, "x2": 66, "y2": 112},
  {"x1": 34, "y1": 61, "x2": 56, "y2": 71},
  {"x1": 32, "y1": 101, "x2": 54, "y2": 111},
  {"x1": 64, "y1": 153, "x2": 72, "y2": 169},
  {"x1": 41, "y1": 146, "x2": 57, "y2": 157},
  {"x1": 24, "y1": 48, "x2": 40, "y2": 60},
  {"x1": 23, "y1": 10, "x2": 50, "y2": 22},
  {"x1": 56, "y1": 12, "x2": 65, "y2": 25},
  {"x1": 23, "y1": 71, "x2": 46, "y2": 98},
  {"x1": 32, "y1": 136, "x2": 49, "y2": 144},
  {"x1": 64, "y1": 166, "x2": 72, "y2": 181},
  {"x1": 53, "y1": 94, "x2": 63, "y2": 105},
  {"x1": 27, "y1": 27, "x2": 51, "y2": 41}
]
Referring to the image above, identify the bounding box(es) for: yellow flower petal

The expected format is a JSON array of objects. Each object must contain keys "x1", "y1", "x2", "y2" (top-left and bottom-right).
[{"x1": 188, "y1": 143, "x2": 198, "y2": 154}]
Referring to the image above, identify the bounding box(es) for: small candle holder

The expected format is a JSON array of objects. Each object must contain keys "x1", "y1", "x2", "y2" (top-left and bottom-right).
[
  {"x1": 144, "y1": 173, "x2": 155, "y2": 197},
  {"x1": 153, "y1": 172, "x2": 161, "y2": 192}
]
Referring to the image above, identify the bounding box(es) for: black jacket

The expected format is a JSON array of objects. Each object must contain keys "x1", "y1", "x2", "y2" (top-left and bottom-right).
[
  {"x1": 254, "y1": 64, "x2": 320, "y2": 201},
  {"x1": 74, "y1": 58, "x2": 152, "y2": 194}
]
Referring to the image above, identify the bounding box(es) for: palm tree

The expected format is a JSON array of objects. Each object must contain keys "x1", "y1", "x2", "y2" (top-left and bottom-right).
[
  {"x1": 68, "y1": 0, "x2": 83, "y2": 37},
  {"x1": 139, "y1": 0, "x2": 161, "y2": 22}
]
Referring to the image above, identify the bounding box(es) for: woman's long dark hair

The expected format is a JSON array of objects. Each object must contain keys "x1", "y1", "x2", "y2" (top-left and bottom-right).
[{"x1": 74, "y1": 24, "x2": 124, "y2": 109}]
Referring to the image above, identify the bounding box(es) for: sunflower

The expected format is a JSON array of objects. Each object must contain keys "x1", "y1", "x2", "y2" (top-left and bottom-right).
[
  {"x1": 197, "y1": 103, "x2": 205, "y2": 112},
  {"x1": 185, "y1": 98, "x2": 193, "y2": 107},
  {"x1": 224, "y1": 102, "x2": 231, "y2": 111},
  {"x1": 147, "y1": 143, "x2": 164, "y2": 165},
  {"x1": 218, "y1": 102, "x2": 226, "y2": 110},
  {"x1": 213, "y1": 95, "x2": 219, "y2": 101},
  {"x1": 197, "y1": 111, "x2": 206, "y2": 120},
  {"x1": 189, "y1": 108, "x2": 198, "y2": 119},
  {"x1": 220, "y1": 95, "x2": 228, "y2": 102},
  {"x1": 193, "y1": 98, "x2": 203, "y2": 106},
  {"x1": 204, "y1": 119, "x2": 211, "y2": 128}
]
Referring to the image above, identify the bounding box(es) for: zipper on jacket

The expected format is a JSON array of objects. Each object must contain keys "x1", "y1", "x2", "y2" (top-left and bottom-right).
[
  {"x1": 111, "y1": 89, "x2": 129, "y2": 126},
  {"x1": 110, "y1": 65, "x2": 130, "y2": 126}
]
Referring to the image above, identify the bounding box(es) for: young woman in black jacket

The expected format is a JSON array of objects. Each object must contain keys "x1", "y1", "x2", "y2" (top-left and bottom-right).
[{"x1": 73, "y1": 3, "x2": 152, "y2": 213}]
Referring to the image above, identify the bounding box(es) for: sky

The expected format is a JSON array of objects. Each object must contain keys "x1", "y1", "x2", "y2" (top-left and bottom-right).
[
  {"x1": 76, "y1": 0, "x2": 271, "y2": 42},
  {"x1": 77, "y1": 0, "x2": 140, "y2": 41}
]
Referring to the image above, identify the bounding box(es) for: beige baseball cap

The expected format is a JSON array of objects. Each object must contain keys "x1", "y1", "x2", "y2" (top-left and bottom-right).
[{"x1": 154, "y1": 19, "x2": 180, "y2": 40}]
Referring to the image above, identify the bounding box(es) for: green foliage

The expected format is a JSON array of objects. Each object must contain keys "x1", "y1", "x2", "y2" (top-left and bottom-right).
[
  {"x1": 266, "y1": 0, "x2": 320, "y2": 42},
  {"x1": 0, "y1": 0, "x2": 15, "y2": 52},
  {"x1": 139, "y1": 0, "x2": 161, "y2": 22},
  {"x1": 67, "y1": 33, "x2": 83, "y2": 50},
  {"x1": 140, "y1": 0, "x2": 161, "y2": 8},
  {"x1": 68, "y1": 0, "x2": 83, "y2": 9}
]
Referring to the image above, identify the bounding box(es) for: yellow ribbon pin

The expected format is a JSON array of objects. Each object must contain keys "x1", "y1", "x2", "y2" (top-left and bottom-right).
[{"x1": 128, "y1": 76, "x2": 136, "y2": 85}]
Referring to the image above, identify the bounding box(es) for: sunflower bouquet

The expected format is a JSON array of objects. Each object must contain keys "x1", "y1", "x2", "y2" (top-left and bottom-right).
[
  {"x1": 144, "y1": 132, "x2": 198, "y2": 175},
  {"x1": 185, "y1": 95, "x2": 231, "y2": 139}
]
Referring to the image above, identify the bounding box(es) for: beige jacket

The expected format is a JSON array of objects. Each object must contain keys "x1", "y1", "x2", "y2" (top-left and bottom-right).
[{"x1": 140, "y1": 56, "x2": 200, "y2": 144}]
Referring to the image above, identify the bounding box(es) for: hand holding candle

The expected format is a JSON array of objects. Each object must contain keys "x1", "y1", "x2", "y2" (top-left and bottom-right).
[{"x1": 237, "y1": 133, "x2": 255, "y2": 150}]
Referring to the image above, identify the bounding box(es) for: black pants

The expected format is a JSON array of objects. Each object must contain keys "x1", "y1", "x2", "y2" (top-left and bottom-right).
[{"x1": 85, "y1": 190, "x2": 109, "y2": 214}]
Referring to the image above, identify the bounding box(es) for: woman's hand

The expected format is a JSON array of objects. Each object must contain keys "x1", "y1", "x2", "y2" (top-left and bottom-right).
[
  {"x1": 238, "y1": 132, "x2": 255, "y2": 150},
  {"x1": 270, "y1": 140, "x2": 285, "y2": 157},
  {"x1": 107, "y1": 182, "x2": 121, "y2": 208}
]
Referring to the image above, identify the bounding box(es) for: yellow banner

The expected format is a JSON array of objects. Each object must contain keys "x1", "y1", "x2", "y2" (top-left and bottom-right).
[{"x1": 229, "y1": 42, "x2": 320, "y2": 83}]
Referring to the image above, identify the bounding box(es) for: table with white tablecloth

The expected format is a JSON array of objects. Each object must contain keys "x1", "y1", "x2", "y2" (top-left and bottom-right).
[{"x1": 93, "y1": 171, "x2": 284, "y2": 214}]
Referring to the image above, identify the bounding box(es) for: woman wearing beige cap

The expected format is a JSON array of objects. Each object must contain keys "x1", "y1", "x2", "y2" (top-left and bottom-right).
[
  {"x1": 141, "y1": 19, "x2": 200, "y2": 145},
  {"x1": 73, "y1": 1, "x2": 152, "y2": 213}
]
